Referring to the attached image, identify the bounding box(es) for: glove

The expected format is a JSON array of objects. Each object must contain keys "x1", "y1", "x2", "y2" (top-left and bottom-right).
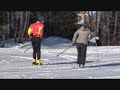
[
  {"x1": 30, "y1": 33, "x2": 33, "y2": 40},
  {"x1": 30, "y1": 36, "x2": 33, "y2": 41}
]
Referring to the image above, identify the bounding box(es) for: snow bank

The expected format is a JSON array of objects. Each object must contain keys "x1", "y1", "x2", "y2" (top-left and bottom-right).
[
  {"x1": 1, "y1": 36, "x2": 72, "y2": 49},
  {"x1": 42, "y1": 37, "x2": 71, "y2": 44}
]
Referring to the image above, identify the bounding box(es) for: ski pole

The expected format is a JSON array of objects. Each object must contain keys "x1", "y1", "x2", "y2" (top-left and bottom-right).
[
  {"x1": 95, "y1": 38, "x2": 100, "y2": 68},
  {"x1": 57, "y1": 44, "x2": 74, "y2": 57},
  {"x1": 23, "y1": 46, "x2": 32, "y2": 53}
]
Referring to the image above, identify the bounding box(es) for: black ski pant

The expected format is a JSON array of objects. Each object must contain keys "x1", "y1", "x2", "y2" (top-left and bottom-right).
[
  {"x1": 76, "y1": 43, "x2": 87, "y2": 65},
  {"x1": 31, "y1": 37, "x2": 41, "y2": 60}
]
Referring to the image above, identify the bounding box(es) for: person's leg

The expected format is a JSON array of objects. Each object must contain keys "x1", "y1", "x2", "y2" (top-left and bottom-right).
[
  {"x1": 32, "y1": 38, "x2": 36, "y2": 65},
  {"x1": 36, "y1": 38, "x2": 42, "y2": 65},
  {"x1": 76, "y1": 43, "x2": 81, "y2": 64},
  {"x1": 80, "y1": 43, "x2": 87, "y2": 67}
]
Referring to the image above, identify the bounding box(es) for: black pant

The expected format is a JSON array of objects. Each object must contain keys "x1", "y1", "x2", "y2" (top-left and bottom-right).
[
  {"x1": 31, "y1": 37, "x2": 41, "y2": 60},
  {"x1": 76, "y1": 43, "x2": 87, "y2": 65}
]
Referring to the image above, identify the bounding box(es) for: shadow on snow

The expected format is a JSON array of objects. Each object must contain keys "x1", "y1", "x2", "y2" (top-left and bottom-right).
[
  {"x1": 44, "y1": 61, "x2": 94, "y2": 65},
  {"x1": 86, "y1": 62, "x2": 120, "y2": 68}
]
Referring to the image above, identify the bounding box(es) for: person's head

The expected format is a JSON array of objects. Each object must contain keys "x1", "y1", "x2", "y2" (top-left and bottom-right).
[
  {"x1": 79, "y1": 24, "x2": 84, "y2": 28},
  {"x1": 40, "y1": 20, "x2": 44, "y2": 24},
  {"x1": 36, "y1": 20, "x2": 44, "y2": 24},
  {"x1": 32, "y1": 17, "x2": 44, "y2": 24},
  {"x1": 83, "y1": 23, "x2": 89, "y2": 28},
  {"x1": 38, "y1": 16, "x2": 44, "y2": 24}
]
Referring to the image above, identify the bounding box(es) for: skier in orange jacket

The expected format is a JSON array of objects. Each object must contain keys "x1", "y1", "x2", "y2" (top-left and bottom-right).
[{"x1": 28, "y1": 18, "x2": 44, "y2": 65}]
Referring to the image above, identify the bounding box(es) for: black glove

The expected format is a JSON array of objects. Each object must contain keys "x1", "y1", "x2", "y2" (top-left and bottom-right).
[
  {"x1": 29, "y1": 33, "x2": 33, "y2": 41},
  {"x1": 29, "y1": 36, "x2": 32, "y2": 41}
]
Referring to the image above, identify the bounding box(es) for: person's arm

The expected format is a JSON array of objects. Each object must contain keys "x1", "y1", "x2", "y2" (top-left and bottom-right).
[
  {"x1": 28, "y1": 25, "x2": 33, "y2": 38},
  {"x1": 38, "y1": 24, "x2": 44, "y2": 38},
  {"x1": 90, "y1": 30, "x2": 96, "y2": 37},
  {"x1": 72, "y1": 30, "x2": 79, "y2": 44},
  {"x1": 27, "y1": 25, "x2": 34, "y2": 42},
  {"x1": 41, "y1": 25, "x2": 44, "y2": 39}
]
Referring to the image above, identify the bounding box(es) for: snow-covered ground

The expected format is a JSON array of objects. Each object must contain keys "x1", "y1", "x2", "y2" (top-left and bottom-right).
[{"x1": 0, "y1": 36, "x2": 120, "y2": 79}]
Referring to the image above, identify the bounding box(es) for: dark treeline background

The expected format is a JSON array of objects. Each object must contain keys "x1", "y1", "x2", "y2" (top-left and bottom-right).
[{"x1": 0, "y1": 11, "x2": 120, "y2": 46}]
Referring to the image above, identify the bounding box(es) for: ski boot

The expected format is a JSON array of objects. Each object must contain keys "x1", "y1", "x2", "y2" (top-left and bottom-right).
[
  {"x1": 79, "y1": 64, "x2": 84, "y2": 68},
  {"x1": 32, "y1": 59, "x2": 36, "y2": 65},
  {"x1": 36, "y1": 59, "x2": 43, "y2": 65}
]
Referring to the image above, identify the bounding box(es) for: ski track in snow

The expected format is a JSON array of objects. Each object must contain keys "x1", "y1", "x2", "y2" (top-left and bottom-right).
[
  {"x1": 1, "y1": 38, "x2": 120, "y2": 79},
  {"x1": 0, "y1": 47, "x2": 120, "y2": 79}
]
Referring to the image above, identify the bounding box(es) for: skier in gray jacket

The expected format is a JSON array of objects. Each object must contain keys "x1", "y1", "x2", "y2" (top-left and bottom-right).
[{"x1": 72, "y1": 24, "x2": 95, "y2": 68}]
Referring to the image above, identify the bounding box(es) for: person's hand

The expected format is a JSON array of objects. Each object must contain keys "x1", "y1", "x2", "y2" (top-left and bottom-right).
[
  {"x1": 72, "y1": 42, "x2": 76, "y2": 45},
  {"x1": 30, "y1": 36, "x2": 33, "y2": 41},
  {"x1": 29, "y1": 33, "x2": 33, "y2": 40}
]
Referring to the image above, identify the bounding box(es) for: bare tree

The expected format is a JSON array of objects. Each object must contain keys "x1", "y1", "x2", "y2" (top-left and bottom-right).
[
  {"x1": 21, "y1": 11, "x2": 30, "y2": 42},
  {"x1": 113, "y1": 11, "x2": 118, "y2": 45},
  {"x1": 17, "y1": 11, "x2": 23, "y2": 43}
]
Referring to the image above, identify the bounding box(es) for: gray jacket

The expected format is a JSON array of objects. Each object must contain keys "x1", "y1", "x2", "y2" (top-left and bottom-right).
[{"x1": 72, "y1": 26, "x2": 95, "y2": 45}]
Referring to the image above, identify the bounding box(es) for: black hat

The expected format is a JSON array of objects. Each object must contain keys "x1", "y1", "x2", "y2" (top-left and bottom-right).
[{"x1": 38, "y1": 16, "x2": 44, "y2": 22}]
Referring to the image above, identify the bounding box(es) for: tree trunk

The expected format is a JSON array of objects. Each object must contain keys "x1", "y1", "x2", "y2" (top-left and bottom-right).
[
  {"x1": 6, "y1": 12, "x2": 10, "y2": 40},
  {"x1": 17, "y1": 12, "x2": 23, "y2": 43},
  {"x1": 13, "y1": 12, "x2": 18, "y2": 43},
  {"x1": 107, "y1": 11, "x2": 110, "y2": 45},
  {"x1": 21, "y1": 11, "x2": 29, "y2": 42},
  {"x1": 113, "y1": 11, "x2": 118, "y2": 45}
]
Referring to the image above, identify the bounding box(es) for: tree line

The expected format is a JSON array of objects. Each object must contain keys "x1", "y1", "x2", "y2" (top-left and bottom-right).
[{"x1": 0, "y1": 11, "x2": 120, "y2": 46}]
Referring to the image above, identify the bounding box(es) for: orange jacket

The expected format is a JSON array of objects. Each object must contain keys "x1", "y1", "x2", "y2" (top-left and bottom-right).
[{"x1": 28, "y1": 21, "x2": 44, "y2": 38}]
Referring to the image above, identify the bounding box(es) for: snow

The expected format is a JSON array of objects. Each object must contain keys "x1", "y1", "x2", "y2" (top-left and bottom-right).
[{"x1": 0, "y1": 36, "x2": 120, "y2": 79}]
